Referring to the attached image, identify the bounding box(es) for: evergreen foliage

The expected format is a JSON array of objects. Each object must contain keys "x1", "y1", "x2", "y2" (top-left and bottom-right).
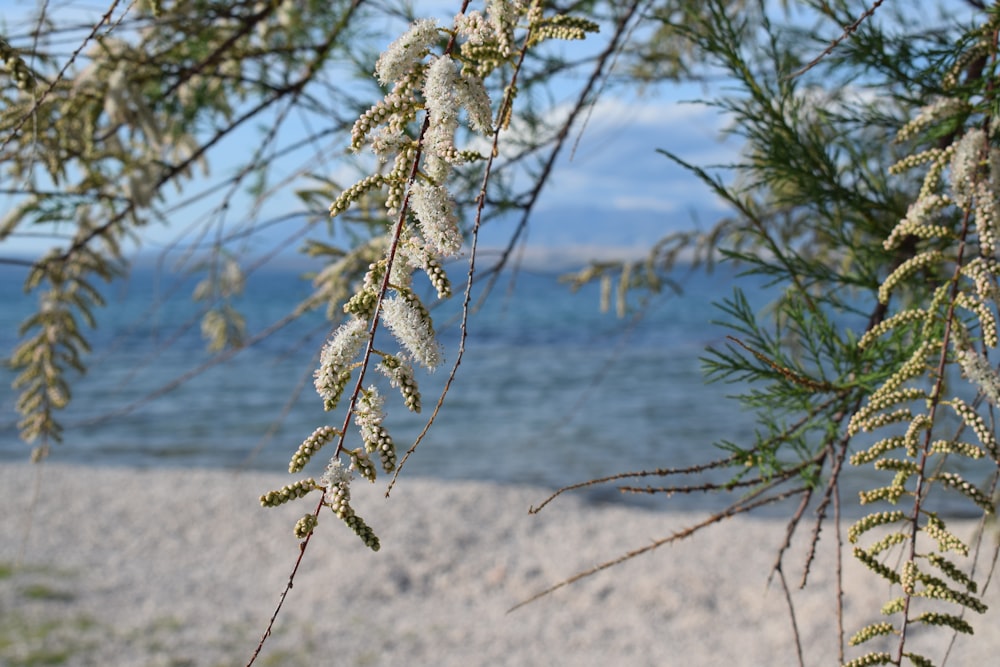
[{"x1": 3, "y1": 0, "x2": 1000, "y2": 665}]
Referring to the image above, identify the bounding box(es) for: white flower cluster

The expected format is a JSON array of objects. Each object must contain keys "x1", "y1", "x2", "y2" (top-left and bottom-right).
[
  {"x1": 954, "y1": 344, "x2": 1000, "y2": 407},
  {"x1": 319, "y1": 456, "x2": 380, "y2": 550},
  {"x1": 896, "y1": 97, "x2": 971, "y2": 144},
  {"x1": 487, "y1": 0, "x2": 522, "y2": 57},
  {"x1": 424, "y1": 56, "x2": 463, "y2": 166},
  {"x1": 1, "y1": 37, "x2": 34, "y2": 90},
  {"x1": 350, "y1": 6, "x2": 511, "y2": 265},
  {"x1": 950, "y1": 128, "x2": 986, "y2": 211},
  {"x1": 453, "y1": 11, "x2": 493, "y2": 47},
  {"x1": 313, "y1": 317, "x2": 368, "y2": 410},
  {"x1": 962, "y1": 257, "x2": 1000, "y2": 306},
  {"x1": 381, "y1": 294, "x2": 443, "y2": 369},
  {"x1": 410, "y1": 182, "x2": 462, "y2": 255},
  {"x1": 320, "y1": 457, "x2": 353, "y2": 506},
  {"x1": 293, "y1": 0, "x2": 590, "y2": 549},
  {"x1": 355, "y1": 386, "x2": 387, "y2": 431},
  {"x1": 400, "y1": 243, "x2": 451, "y2": 299},
  {"x1": 883, "y1": 195, "x2": 953, "y2": 251},
  {"x1": 375, "y1": 19, "x2": 440, "y2": 86},
  {"x1": 289, "y1": 425, "x2": 339, "y2": 473}
]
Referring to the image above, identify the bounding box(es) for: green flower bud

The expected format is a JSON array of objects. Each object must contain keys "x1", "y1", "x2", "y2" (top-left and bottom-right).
[
  {"x1": 294, "y1": 513, "x2": 319, "y2": 539},
  {"x1": 260, "y1": 479, "x2": 317, "y2": 507}
]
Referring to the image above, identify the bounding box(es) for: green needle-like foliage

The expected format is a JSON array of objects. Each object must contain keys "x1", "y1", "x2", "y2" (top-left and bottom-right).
[{"x1": 6, "y1": 1, "x2": 1000, "y2": 666}]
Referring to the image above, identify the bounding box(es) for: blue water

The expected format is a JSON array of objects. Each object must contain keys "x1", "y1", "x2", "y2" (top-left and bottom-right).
[
  {"x1": 0, "y1": 259, "x2": 755, "y2": 472},
  {"x1": 1, "y1": 259, "x2": 966, "y2": 514}
]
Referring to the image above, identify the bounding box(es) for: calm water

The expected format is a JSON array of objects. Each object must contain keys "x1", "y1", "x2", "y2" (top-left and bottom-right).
[{"x1": 1, "y1": 259, "x2": 974, "y2": 513}]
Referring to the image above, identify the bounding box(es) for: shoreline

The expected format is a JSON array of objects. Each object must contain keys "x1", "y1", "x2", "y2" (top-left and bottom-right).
[{"x1": 3, "y1": 463, "x2": 999, "y2": 666}]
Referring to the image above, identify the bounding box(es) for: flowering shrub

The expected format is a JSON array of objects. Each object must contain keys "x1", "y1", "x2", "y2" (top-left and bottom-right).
[
  {"x1": 251, "y1": 1, "x2": 596, "y2": 657},
  {"x1": 6, "y1": 2, "x2": 1000, "y2": 666}
]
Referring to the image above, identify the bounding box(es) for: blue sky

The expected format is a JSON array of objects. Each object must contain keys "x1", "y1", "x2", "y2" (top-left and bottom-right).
[
  {"x1": 494, "y1": 97, "x2": 734, "y2": 254},
  {"x1": 0, "y1": 0, "x2": 977, "y2": 268},
  {"x1": 0, "y1": 0, "x2": 743, "y2": 268}
]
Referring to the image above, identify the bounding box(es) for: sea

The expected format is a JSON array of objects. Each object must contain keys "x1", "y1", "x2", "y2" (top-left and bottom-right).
[{"x1": 0, "y1": 258, "x2": 981, "y2": 514}]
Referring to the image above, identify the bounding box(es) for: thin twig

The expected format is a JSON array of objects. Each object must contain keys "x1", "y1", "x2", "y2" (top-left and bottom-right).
[
  {"x1": 388, "y1": 0, "x2": 536, "y2": 491},
  {"x1": 785, "y1": 0, "x2": 886, "y2": 79},
  {"x1": 249, "y1": 1, "x2": 547, "y2": 658},
  {"x1": 528, "y1": 455, "x2": 741, "y2": 513},
  {"x1": 245, "y1": 494, "x2": 325, "y2": 667},
  {"x1": 799, "y1": 433, "x2": 849, "y2": 588},
  {"x1": 895, "y1": 195, "x2": 975, "y2": 663},
  {"x1": 0, "y1": 0, "x2": 125, "y2": 154},
  {"x1": 834, "y1": 460, "x2": 845, "y2": 664},
  {"x1": 510, "y1": 486, "x2": 807, "y2": 613},
  {"x1": 480, "y1": 0, "x2": 646, "y2": 289},
  {"x1": 775, "y1": 563, "x2": 805, "y2": 667},
  {"x1": 767, "y1": 487, "x2": 814, "y2": 589}
]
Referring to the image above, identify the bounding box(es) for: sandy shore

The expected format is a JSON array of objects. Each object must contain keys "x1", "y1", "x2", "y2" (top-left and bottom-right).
[{"x1": 2, "y1": 463, "x2": 998, "y2": 666}]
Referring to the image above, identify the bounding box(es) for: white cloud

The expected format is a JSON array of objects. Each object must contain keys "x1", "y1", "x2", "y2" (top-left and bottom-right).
[
  {"x1": 519, "y1": 94, "x2": 739, "y2": 222},
  {"x1": 571, "y1": 95, "x2": 721, "y2": 134},
  {"x1": 610, "y1": 195, "x2": 680, "y2": 213}
]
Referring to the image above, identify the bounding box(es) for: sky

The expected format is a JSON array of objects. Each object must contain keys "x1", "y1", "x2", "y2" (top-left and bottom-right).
[
  {"x1": 0, "y1": 0, "x2": 745, "y2": 269},
  {"x1": 0, "y1": 0, "x2": 977, "y2": 269},
  {"x1": 496, "y1": 97, "x2": 734, "y2": 254}
]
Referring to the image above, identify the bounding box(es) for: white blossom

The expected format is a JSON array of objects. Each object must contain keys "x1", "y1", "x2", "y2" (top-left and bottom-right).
[
  {"x1": 975, "y1": 179, "x2": 998, "y2": 256},
  {"x1": 320, "y1": 457, "x2": 352, "y2": 487},
  {"x1": 956, "y1": 345, "x2": 1000, "y2": 407},
  {"x1": 375, "y1": 18, "x2": 439, "y2": 86},
  {"x1": 454, "y1": 10, "x2": 493, "y2": 46},
  {"x1": 456, "y1": 71, "x2": 493, "y2": 135},
  {"x1": 354, "y1": 386, "x2": 387, "y2": 432},
  {"x1": 378, "y1": 353, "x2": 421, "y2": 412},
  {"x1": 486, "y1": 0, "x2": 520, "y2": 56},
  {"x1": 423, "y1": 153, "x2": 452, "y2": 183},
  {"x1": 104, "y1": 66, "x2": 129, "y2": 125},
  {"x1": 354, "y1": 387, "x2": 397, "y2": 472},
  {"x1": 990, "y1": 148, "x2": 1000, "y2": 201},
  {"x1": 370, "y1": 126, "x2": 412, "y2": 160},
  {"x1": 385, "y1": 234, "x2": 416, "y2": 288},
  {"x1": 951, "y1": 128, "x2": 985, "y2": 210},
  {"x1": 313, "y1": 317, "x2": 368, "y2": 406},
  {"x1": 423, "y1": 56, "x2": 461, "y2": 166},
  {"x1": 320, "y1": 457, "x2": 352, "y2": 505},
  {"x1": 381, "y1": 295, "x2": 442, "y2": 369},
  {"x1": 400, "y1": 241, "x2": 451, "y2": 299},
  {"x1": 410, "y1": 182, "x2": 462, "y2": 256},
  {"x1": 896, "y1": 97, "x2": 969, "y2": 143},
  {"x1": 903, "y1": 193, "x2": 949, "y2": 228}
]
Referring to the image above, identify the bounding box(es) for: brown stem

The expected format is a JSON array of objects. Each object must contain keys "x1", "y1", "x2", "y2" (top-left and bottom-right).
[{"x1": 894, "y1": 200, "x2": 974, "y2": 664}]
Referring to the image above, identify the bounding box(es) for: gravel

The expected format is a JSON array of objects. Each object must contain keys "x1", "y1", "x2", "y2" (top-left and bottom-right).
[{"x1": 2, "y1": 463, "x2": 999, "y2": 666}]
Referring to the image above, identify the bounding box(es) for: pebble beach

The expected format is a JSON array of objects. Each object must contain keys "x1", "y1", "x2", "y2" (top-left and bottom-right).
[{"x1": 3, "y1": 463, "x2": 999, "y2": 666}]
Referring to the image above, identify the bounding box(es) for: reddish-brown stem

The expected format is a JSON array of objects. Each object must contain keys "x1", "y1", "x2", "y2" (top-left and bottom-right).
[
  {"x1": 247, "y1": 2, "x2": 549, "y2": 661},
  {"x1": 894, "y1": 205, "x2": 973, "y2": 664},
  {"x1": 245, "y1": 494, "x2": 325, "y2": 667},
  {"x1": 390, "y1": 0, "x2": 538, "y2": 488},
  {"x1": 895, "y1": 26, "x2": 999, "y2": 659}
]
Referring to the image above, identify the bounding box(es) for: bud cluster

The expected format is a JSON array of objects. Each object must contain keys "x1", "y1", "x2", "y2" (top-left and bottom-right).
[
  {"x1": 294, "y1": 513, "x2": 319, "y2": 539},
  {"x1": 0, "y1": 38, "x2": 34, "y2": 90},
  {"x1": 320, "y1": 458, "x2": 380, "y2": 551},
  {"x1": 265, "y1": 0, "x2": 601, "y2": 552},
  {"x1": 313, "y1": 317, "x2": 368, "y2": 412},
  {"x1": 355, "y1": 387, "x2": 397, "y2": 472},
  {"x1": 289, "y1": 425, "x2": 340, "y2": 473},
  {"x1": 379, "y1": 354, "x2": 421, "y2": 412},
  {"x1": 260, "y1": 479, "x2": 317, "y2": 507}
]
